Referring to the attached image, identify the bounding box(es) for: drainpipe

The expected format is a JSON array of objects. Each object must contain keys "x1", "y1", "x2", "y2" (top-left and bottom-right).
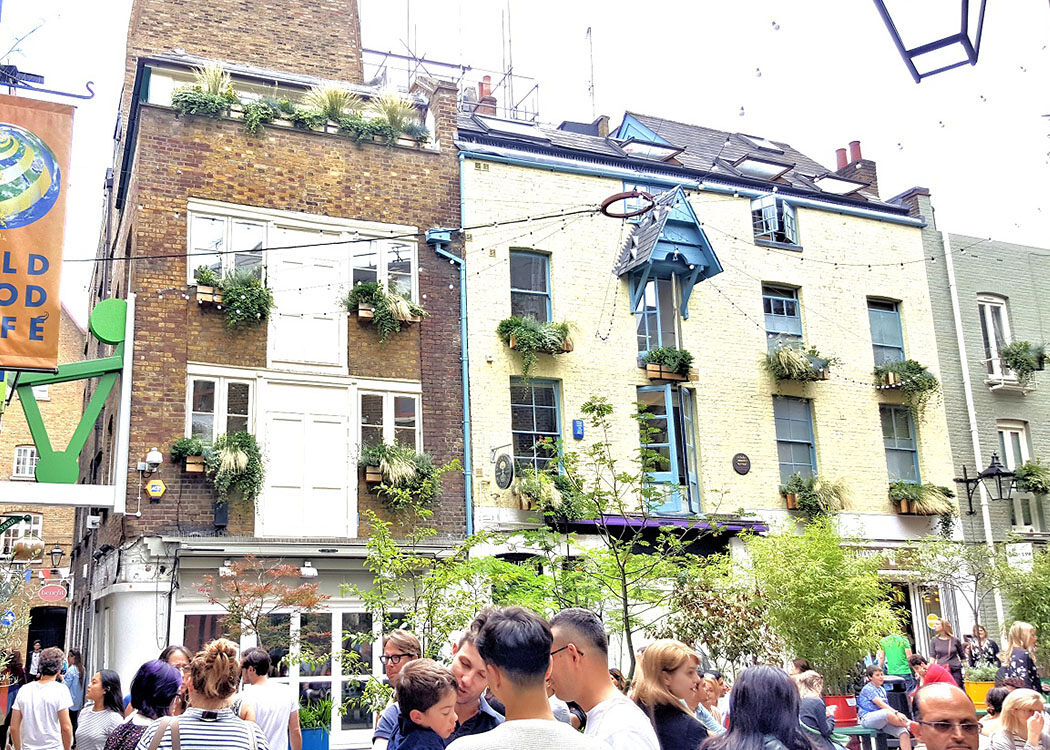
[
  {"x1": 942, "y1": 232, "x2": 1007, "y2": 628},
  {"x1": 425, "y1": 226, "x2": 473, "y2": 536}
]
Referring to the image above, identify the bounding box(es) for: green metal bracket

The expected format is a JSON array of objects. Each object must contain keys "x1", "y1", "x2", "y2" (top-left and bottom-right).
[{"x1": 8, "y1": 299, "x2": 127, "y2": 484}]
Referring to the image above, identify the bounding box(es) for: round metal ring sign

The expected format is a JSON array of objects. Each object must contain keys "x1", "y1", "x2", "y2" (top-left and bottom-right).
[{"x1": 599, "y1": 190, "x2": 655, "y2": 219}]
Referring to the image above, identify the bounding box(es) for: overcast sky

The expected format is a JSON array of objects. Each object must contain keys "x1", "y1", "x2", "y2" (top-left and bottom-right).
[{"x1": 3, "y1": 1, "x2": 1048, "y2": 327}]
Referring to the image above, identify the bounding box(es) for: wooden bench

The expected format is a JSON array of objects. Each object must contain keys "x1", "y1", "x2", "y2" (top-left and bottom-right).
[{"x1": 835, "y1": 725, "x2": 892, "y2": 750}]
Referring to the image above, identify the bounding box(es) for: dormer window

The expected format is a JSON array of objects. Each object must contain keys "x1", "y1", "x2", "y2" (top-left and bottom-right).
[
  {"x1": 618, "y1": 139, "x2": 684, "y2": 162},
  {"x1": 733, "y1": 155, "x2": 793, "y2": 181},
  {"x1": 751, "y1": 195, "x2": 799, "y2": 248}
]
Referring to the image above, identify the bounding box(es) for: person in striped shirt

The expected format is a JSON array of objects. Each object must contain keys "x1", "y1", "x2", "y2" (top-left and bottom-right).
[{"x1": 135, "y1": 639, "x2": 269, "y2": 750}]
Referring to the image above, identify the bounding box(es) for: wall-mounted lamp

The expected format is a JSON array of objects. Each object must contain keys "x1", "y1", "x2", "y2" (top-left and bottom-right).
[
  {"x1": 49, "y1": 545, "x2": 65, "y2": 570},
  {"x1": 300, "y1": 561, "x2": 318, "y2": 579}
]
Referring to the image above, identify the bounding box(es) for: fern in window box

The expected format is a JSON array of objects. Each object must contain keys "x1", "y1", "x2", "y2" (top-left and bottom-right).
[
  {"x1": 888, "y1": 481, "x2": 955, "y2": 516},
  {"x1": 873, "y1": 360, "x2": 940, "y2": 421},
  {"x1": 643, "y1": 347, "x2": 695, "y2": 380},
  {"x1": 343, "y1": 282, "x2": 427, "y2": 343},
  {"x1": 1016, "y1": 459, "x2": 1050, "y2": 496},
  {"x1": 779, "y1": 472, "x2": 846, "y2": 519},
  {"x1": 764, "y1": 342, "x2": 838, "y2": 382},
  {"x1": 1000, "y1": 341, "x2": 1046, "y2": 388},
  {"x1": 218, "y1": 269, "x2": 274, "y2": 329},
  {"x1": 496, "y1": 317, "x2": 574, "y2": 381},
  {"x1": 171, "y1": 437, "x2": 207, "y2": 473}
]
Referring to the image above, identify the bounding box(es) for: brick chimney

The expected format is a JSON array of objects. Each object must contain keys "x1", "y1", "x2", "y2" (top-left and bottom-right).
[
  {"x1": 835, "y1": 140, "x2": 879, "y2": 197},
  {"x1": 476, "y1": 75, "x2": 497, "y2": 116}
]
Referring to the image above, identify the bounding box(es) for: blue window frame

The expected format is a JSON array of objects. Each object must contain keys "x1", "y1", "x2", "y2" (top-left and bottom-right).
[
  {"x1": 633, "y1": 276, "x2": 678, "y2": 354},
  {"x1": 510, "y1": 378, "x2": 560, "y2": 470},
  {"x1": 763, "y1": 285, "x2": 802, "y2": 348},
  {"x1": 868, "y1": 299, "x2": 906, "y2": 365},
  {"x1": 774, "y1": 396, "x2": 816, "y2": 483},
  {"x1": 637, "y1": 385, "x2": 700, "y2": 514},
  {"x1": 880, "y1": 405, "x2": 919, "y2": 483},
  {"x1": 509, "y1": 250, "x2": 551, "y2": 322},
  {"x1": 751, "y1": 195, "x2": 799, "y2": 246}
]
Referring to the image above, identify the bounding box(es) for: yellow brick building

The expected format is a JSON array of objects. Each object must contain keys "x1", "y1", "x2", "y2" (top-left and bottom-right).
[{"x1": 0, "y1": 306, "x2": 84, "y2": 653}]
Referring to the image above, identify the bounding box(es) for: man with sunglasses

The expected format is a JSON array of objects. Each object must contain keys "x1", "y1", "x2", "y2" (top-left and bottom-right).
[
  {"x1": 373, "y1": 630, "x2": 422, "y2": 750},
  {"x1": 911, "y1": 683, "x2": 981, "y2": 750}
]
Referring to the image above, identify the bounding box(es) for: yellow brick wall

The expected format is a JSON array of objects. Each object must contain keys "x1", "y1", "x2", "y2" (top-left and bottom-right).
[{"x1": 463, "y1": 161, "x2": 954, "y2": 519}]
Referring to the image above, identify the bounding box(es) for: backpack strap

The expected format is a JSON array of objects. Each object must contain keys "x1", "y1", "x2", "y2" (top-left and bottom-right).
[{"x1": 147, "y1": 716, "x2": 182, "y2": 750}]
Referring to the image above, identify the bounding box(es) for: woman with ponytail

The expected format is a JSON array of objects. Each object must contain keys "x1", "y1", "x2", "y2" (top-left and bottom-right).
[{"x1": 134, "y1": 639, "x2": 269, "y2": 749}]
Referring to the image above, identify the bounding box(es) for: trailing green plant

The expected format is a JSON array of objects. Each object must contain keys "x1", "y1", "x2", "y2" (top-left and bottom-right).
[
  {"x1": 370, "y1": 92, "x2": 419, "y2": 137},
  {"x1": 219, "y1": 269, "x2": 275, "y2": 329},
  {"x1": 298, "y1": 696, "x2": 332, "y2": 731},
  {"x1": 170, "y1": 437, "x2": 206, "y2": 461},
  {"x1": 193, "y1": 265, "x2": 220, "y2": 287},
  {"x1": 357, "y1": 442, "x2": 454, "y2": 512},
  {"x1": 302, "y1": 84, "x2": 363, "y2": 122},
  {"x1": 205, "y1": 431, "x2": 264, "y2": 506},
  {"x1": 496, "y1": 316, "x2": 573, "y2": 380},
  {"x1": 171, "y1": 63, "x2": 238, "y2": 117},
  {"x1": 288, "y1": 106, "x2": 328, "y2": 130},
  {"x1": 643, "y1": 347, "x2": 694, "y2": 376},
  {"x1": 402, "y1": 120, "x2": 431, "y2": 144},
  {"x1": 873, "y1": 359, "x2": 941, "y2": 420},
  {"x1": 964, "y1": 663, "x2": 999, "y2": 682},
  {"x1": 1016, "y1": 459, "x2": 1050, "y2": 496},
  {"x1": 779, "y1": 472, "x2": 847, "y2": 520},
  {"x1": 765, "y1": 342, "x2": 837, "y2": 382},
  {"x1": 342, "y1": 281, "x2": 427, "y2": 343},
  {"x1": 1000, "y1": 341, "x2": 1046, "y2": 388},
  {"x1": 887, "y1": 481, "x2": 955, "y2": 515},
  {"x1": 242, "y1": 96, "x2": 284, "y2": 135}
]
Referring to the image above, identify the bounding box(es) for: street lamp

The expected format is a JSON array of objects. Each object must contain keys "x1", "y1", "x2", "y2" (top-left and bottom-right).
[
  {"x1": 49, "y1": 545, "x2": 64, "y2": 570},
  {"x1": 955, "y1": 452, "x2": 1015, "y2": 515},
  {"x1": 871, "y1": 0, "x2": 988, "y2": 83}
]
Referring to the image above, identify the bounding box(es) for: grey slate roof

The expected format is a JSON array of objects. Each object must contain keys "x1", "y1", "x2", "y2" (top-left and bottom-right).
[{"x1": 614, "y1": 187, "x2": 681, "y2": 275}]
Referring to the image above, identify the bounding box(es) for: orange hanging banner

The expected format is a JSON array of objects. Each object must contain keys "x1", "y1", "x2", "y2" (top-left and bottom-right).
[{"x1": 0, "y1": 94, "x2": 73, "y2": 372}]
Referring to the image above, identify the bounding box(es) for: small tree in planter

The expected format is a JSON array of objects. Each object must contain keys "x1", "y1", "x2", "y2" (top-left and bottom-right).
[
  {"x1": 765, "y1": 342, "x2": 837, "y2": 382},
  {"x1": 357, "y1": 442, "x2": 457, "y2": 513},
  {"x1": 219, "y1": 269, "x2": 275, "y2": 329},
  {"x1": 170, "y1": 437, "x2": 207, "y2": 473},
  {"x1": 1016, "y1": 459, "x2": 1050, "y2": 496},
  {"x1": 171, "y1": 63, "x2": 238, "y2": 117},
  {"x1": 779, "y1": 473, "x2": 847, "y2": 520},
  {"x1": 999, "y1": 341, "x2": 1046, "y2": 388},
  {"x1": 873, "y1": 360, "x2": 940, "y2": 421},
  {"x1": 342, "y1": 282, "x2": 427, "y2": 343},
  {"x1": 496, "y1": 317, "x2": 573, "y2": 381},
  {"x1": 643, "y1": 347, "x2": 694, "y2": 381}
]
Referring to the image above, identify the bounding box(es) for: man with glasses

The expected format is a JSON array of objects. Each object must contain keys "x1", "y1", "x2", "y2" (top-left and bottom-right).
[
  {"x1": 548, "y1": 609, "x2": 658, "y2": 750},
  {"x1": 911, "y1": 683, "x2": 981, "y2": 750},
  {"x1": 373, "y1": 629, "x2": 422, "y2": 750}
]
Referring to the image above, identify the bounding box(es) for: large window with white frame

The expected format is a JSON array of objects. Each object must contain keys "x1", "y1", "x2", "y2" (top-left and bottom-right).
[
  {"x1": 186, "y1": 377, "x2": 253, "y2": 442},
  {"x1": 359, "y1": 392, "x2": 421, "y2": 450},
  {"x1": 188, "y1": 213, "x2": 266, "y2": 282},
  {"x1": 998, "y1": 420, "x2": 1044, "y2": 531},
  {"x1": 12, "y1": 445, "x2": 38, "y2": 480},
  {"x1": 752, "y1": 195, "x2": 799, "y2": 247},
  {"x1": 978, "y1": 295, "x2": 1012, "y2": 379},
  {"x1": 0, "y1": 513, "x2": 41, "y2": 556},
  {"x1": 350, "y1": 239, "x2": 417, "y2": 300},
  {"x1": 633, "y1": 276, "x2": 679, "y2": 355}
]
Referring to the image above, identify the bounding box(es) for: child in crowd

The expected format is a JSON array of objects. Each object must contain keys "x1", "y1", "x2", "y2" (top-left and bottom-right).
[{"x1": 396, "y1": 658, "x2": 460, "y2": 750}]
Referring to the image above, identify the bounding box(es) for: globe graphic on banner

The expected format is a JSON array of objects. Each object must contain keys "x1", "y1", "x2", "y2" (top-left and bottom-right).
[{"x1": 0, "y1": 122, "x2": 62, "y2": 229}]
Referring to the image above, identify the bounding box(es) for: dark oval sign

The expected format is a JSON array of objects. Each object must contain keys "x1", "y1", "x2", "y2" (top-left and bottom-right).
[{"x1": 732, "y1": 453, "x2": 751, "y2": 475}]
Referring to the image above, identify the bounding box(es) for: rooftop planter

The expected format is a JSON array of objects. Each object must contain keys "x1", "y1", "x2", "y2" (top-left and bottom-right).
[
  {"x1": 342, "y1": 282, "x2": 427, "y2": 343},
  {"x1": 999, "y1": 341, "x2": 1046, "y2": 389},
  {"x1": 496, "y1": 317, "x2": 574, "y2": 381},
  {"x1": 170, "y1": 437, "x2": 207, "y2": 473},
  {"x1": 765, "y1": 342, "x2": 837, "y2": 383},
  {"x1": 643, "y1": 347, "x2": 695, "y2": 382},
  {"x1": 888, "y1": 481, "x2": 955, "y2": 516},
  {"x1": 873, "y1": 359, "x2": 940, "y2": 421},
  {"x1": 357, "y1": 442, "x2": 444, "y2": 512},
  {"x1": 1015, "y1": 459, "x2": 1050, "y2": 496},
  {"x1": 780, "y1": 472, "x2": 847, "y2": 520}
]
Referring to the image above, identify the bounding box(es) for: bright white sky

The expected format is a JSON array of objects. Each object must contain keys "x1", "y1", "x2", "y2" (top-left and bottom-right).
[{"x1": 3, "y1": 0, "x2": 1048, "y2": 328}]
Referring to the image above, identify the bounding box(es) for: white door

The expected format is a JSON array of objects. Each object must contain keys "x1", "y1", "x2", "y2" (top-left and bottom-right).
[
  {"x1": 259, "y1": 382, "x2": 353, "y2": 537},
  {"x1": 268, "y1": 226, "x2": 347, "y2": 371}
]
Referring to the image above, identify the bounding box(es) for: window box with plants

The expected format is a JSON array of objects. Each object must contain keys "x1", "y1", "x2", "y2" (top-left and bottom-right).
[
  {"x1": 1016, "y1": 459, "x2": 1050, "y2": 497},
  {"x1": 170, "y1": 63, "x2": 238, "y2": 119},
  {"x1": 513, "y1": 467, "x2": 587, "y2": 523},
  {"x1": 194, "y1": 268, "x2": 275, "y2": 329},
  {"x1": 888, "y1": 481, "x2": 955, "y2": 516},
  {"x1": 999, "y1": 341, "x2": 1046, "y2": 390},
  {"x1": 873, "y1": 359, "x2": 940, "y2": 421},
  {"x1": 765, "y1": 342, "x2": 837, "y2": 382},
  {"x1": 193, "y1": 266, "x2": 223, "y2": 306},
  {"x1": 204, "y1": 431, "x2": 265, "y2": 529},
  {"x1": 357, "y1": 442, "x2": 453, "y2": 513},
  {"x1": 963, "y1": 664, "x2": 999, "y2": 710},
  {"x1": 779, "y1": 473, "x2": 847, "y2": 520},
  {"x1": 643, "y1": 347, "x2": 695, "y2": 382},
  {"x1": 496, "y1": 317, "x2": 574, "y2": 380},
  {"x1": 170, "y1": 437, "x2": 207, "y2": 473},
  {"x1": 342, "y1": 282, "x2": 427, "y2": 343}
]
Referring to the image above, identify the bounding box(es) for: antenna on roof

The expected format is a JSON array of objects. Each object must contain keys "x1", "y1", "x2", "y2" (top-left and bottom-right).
[{"x1": 587, "y1": 27, "x2": 596, "y2": 119}]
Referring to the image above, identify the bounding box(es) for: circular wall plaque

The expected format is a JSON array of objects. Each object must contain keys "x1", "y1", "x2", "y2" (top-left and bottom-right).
[
  {"x1": 494, "y1": 454, "x2": 514, "y2": 490},
  {"x1": 732, "y1": 453, "x2": 751, "y2": 475}
]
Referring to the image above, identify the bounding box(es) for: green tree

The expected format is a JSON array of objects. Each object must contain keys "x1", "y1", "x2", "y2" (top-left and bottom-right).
[
  {"x1": 746, "y1": 519, "x2": 898, "y2": 694},
  {"x1": 1002, "y1": 545, "x2": 1050, "y2": 670}
]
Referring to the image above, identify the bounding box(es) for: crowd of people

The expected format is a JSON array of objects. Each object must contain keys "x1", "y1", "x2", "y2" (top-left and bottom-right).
[{"x1": 0, "y1": 611, "x2": 1043, "y2": 750}]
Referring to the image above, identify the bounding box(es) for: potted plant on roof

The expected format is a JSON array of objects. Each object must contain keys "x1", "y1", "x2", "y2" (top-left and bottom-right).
[
  {"x1": 888, "y1": 481, "x2": 955, "y2": 516},
  {"x1": 170, "y1": 437, "x2": 207, "y2": 473},
  {"x1": 496, "y1": 316, "x2": 574, "y2": 380},
  {"x1": 170, "y1": 63, "x2": 239, "y2": 118},
  {"x1": 765, "y1": 341, "x2": 838, "y2": 382},
  {"x1": 193, "y1": 266, "x2": 223, "y2": 305},
  {"x1": 370, "y1": 92, "x2": 426, "y2": 147},
  {"x1": 873, "y1": 359, "x2": 941, "y2": 421},
  {"x1": 300, "y1": 83, "x2": 363, "y2": 134},
  {"x1": 643, "y1": 347, "x2": 695, "y2": 382},
  {"x1": 343, "y1": 282, "x2": 427, "y2": 343},
  {"x1": 1000, "y1": 341, "x2": 1046, "y2": 389}
]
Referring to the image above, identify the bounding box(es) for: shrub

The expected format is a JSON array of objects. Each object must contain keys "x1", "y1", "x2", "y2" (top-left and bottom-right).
[
  {"x1": 1016, "y1": 459, "x2": 1050, "y2": 496},
  {"x1": 370, "y1": 93, "x2": 419, "y2": 136},
  {"x1": 964, "y1": 664, "x2": 999, "y2": 682},
  {"x1": 219, "y1": 269, "x2": 275, "y2": 329},
  {"x1": 402, "y1": 120, "x2": 431, "y2": 144},
  {"x1": 343, "y1": 281, "x2": 427, "y2": 343},
  {"x1": 643, "y1": 347, "x2": 694, "y2": 376},
  {"x1": 171, "y1": 88, "x2": 231, "y2": 117},
  {"x1": 496, "y1": 317, "x2": 573, "y2": 380},
  {"x1": 1000, "y1": 341, "x2": 1045, "y2": 388},
  {"x1": 765, "y1": 342, "x2": 836, "y2": 382},
  {"x1": 170, "y1": 437, "x2": 206, "y2": 461},
  {"x1": 205, "y1": 431, "x2": 264, "y2": 506},
  {"x1": 242, "y1": 97, "x2": 284, "y2": 135},
  {"x1": 873, "y1": 359, "x2": 940, "y2": 420}
]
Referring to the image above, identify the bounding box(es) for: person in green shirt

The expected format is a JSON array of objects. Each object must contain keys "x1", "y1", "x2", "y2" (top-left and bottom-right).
[{"x1": 878, "y1": 632, "x2": 915, "y2": 693}]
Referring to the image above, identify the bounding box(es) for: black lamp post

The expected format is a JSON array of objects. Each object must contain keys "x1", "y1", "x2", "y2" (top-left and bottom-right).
[
  {"x1": 872, "y1": 0, "x2": 988, "y2": 83},
  {"x1": 49, "y1": 545, "x2": 64, "y2": 570},
  {"x1": 955, "y1": 453, "x2": 1015, "y2": 515}
]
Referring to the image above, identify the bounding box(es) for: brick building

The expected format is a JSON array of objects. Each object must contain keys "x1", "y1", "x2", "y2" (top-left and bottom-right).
[
  {"x1": 69, "y1": 2, "x2": 464, "y2": 737},
  {"x1": 0, "y1": 306, "x2": 83, "y2": 655}
]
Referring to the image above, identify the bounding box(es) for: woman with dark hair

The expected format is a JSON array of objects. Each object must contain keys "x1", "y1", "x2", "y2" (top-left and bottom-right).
[
  {"x1": 76, "y1": 670, "x2": 125, "y2": 750},
  {"x1": 65, "y1": 649, "x2": 86, "y2": 733},
  {"x1": 700, "y1": 665, "x2": 817, "y2": 750},
  {"x1": 980, "y1": 685, "x2": 1014, "y2": 737},
  {"x1": 1, "y1": 649, "x2": 27, "y2": 746},
  {"x1": 630, "y1": 639, "x2": 708, "y2": 750},
  {"x1": 157, "y1": 644, "x2": 192, "y2": 717},
  {"x1": 104, "y1": 660, "x2": 182, "y2": 750},
  {"x1": 968, "y1": 624, "x2": 1001, "y2": 668},
  {"x1": 787, "y1": 659, "x2": 813, "y2": 676}
]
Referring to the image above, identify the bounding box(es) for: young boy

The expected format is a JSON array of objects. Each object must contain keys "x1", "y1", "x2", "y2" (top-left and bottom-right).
[{"x1": 396, "y1": 658, "x2": 460, "y2": 750}]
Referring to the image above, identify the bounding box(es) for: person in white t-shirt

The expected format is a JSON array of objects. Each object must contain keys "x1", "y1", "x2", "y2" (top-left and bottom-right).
[
  {"x1": 548, "y1": 609, "x2": 660, "y2": 750},
  {"x1": 446, "y1": 607, "x2": 602, "y2": 750},
  {"x1": 238, "y1": 647, "x2": 301, "y2": 750},
  {"x1": 11, "y1": 646, "x2": 73, "y2": 750}
]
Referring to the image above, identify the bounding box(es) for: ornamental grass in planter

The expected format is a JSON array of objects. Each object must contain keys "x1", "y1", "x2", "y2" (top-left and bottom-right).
[
  {"x1": 873, "y1": 359, "x2": 940, "y2": 420},
  {"x1": 1000, "y1": 341, "x2": 1046, "y2": 388},
  {"x1": 780, "y1": 472, "x2": 847, "y2": 520},
  {"x1": 205, "y1": 431, "x2": 265, "y2": 508},
  {"x1": 171, "y1": 63, "x2": 238, "y2": 117},
  {"x1": 496, "y1": 317, "x2": 574, "y2": 381},
  {"x1": 358, "y1": 442, "x2": 451, "y2": 512},
  {"x1": 643, "y1": 347, "x2": 694, "y2": 381},
  {"x1": 888, "y1": 481, "x2": 955, "y2": 516},
  {"x1": 765, "y1": 342, "x2": 837, "y2": 382},
  {"x1": 342, "y1": 282, "x2": 427, "y2": 343},
  {"x1": 1016, "y1": 459, "x2": 1050, "y2": 496}
]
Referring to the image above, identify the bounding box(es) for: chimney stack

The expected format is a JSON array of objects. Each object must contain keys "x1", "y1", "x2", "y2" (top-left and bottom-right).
[
  {"x1": 835, "y1": 139, "x2": 879, "y2": 198},
  {"x1": 476, "y1": 75, "x2": 497, "y2": 116}
]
